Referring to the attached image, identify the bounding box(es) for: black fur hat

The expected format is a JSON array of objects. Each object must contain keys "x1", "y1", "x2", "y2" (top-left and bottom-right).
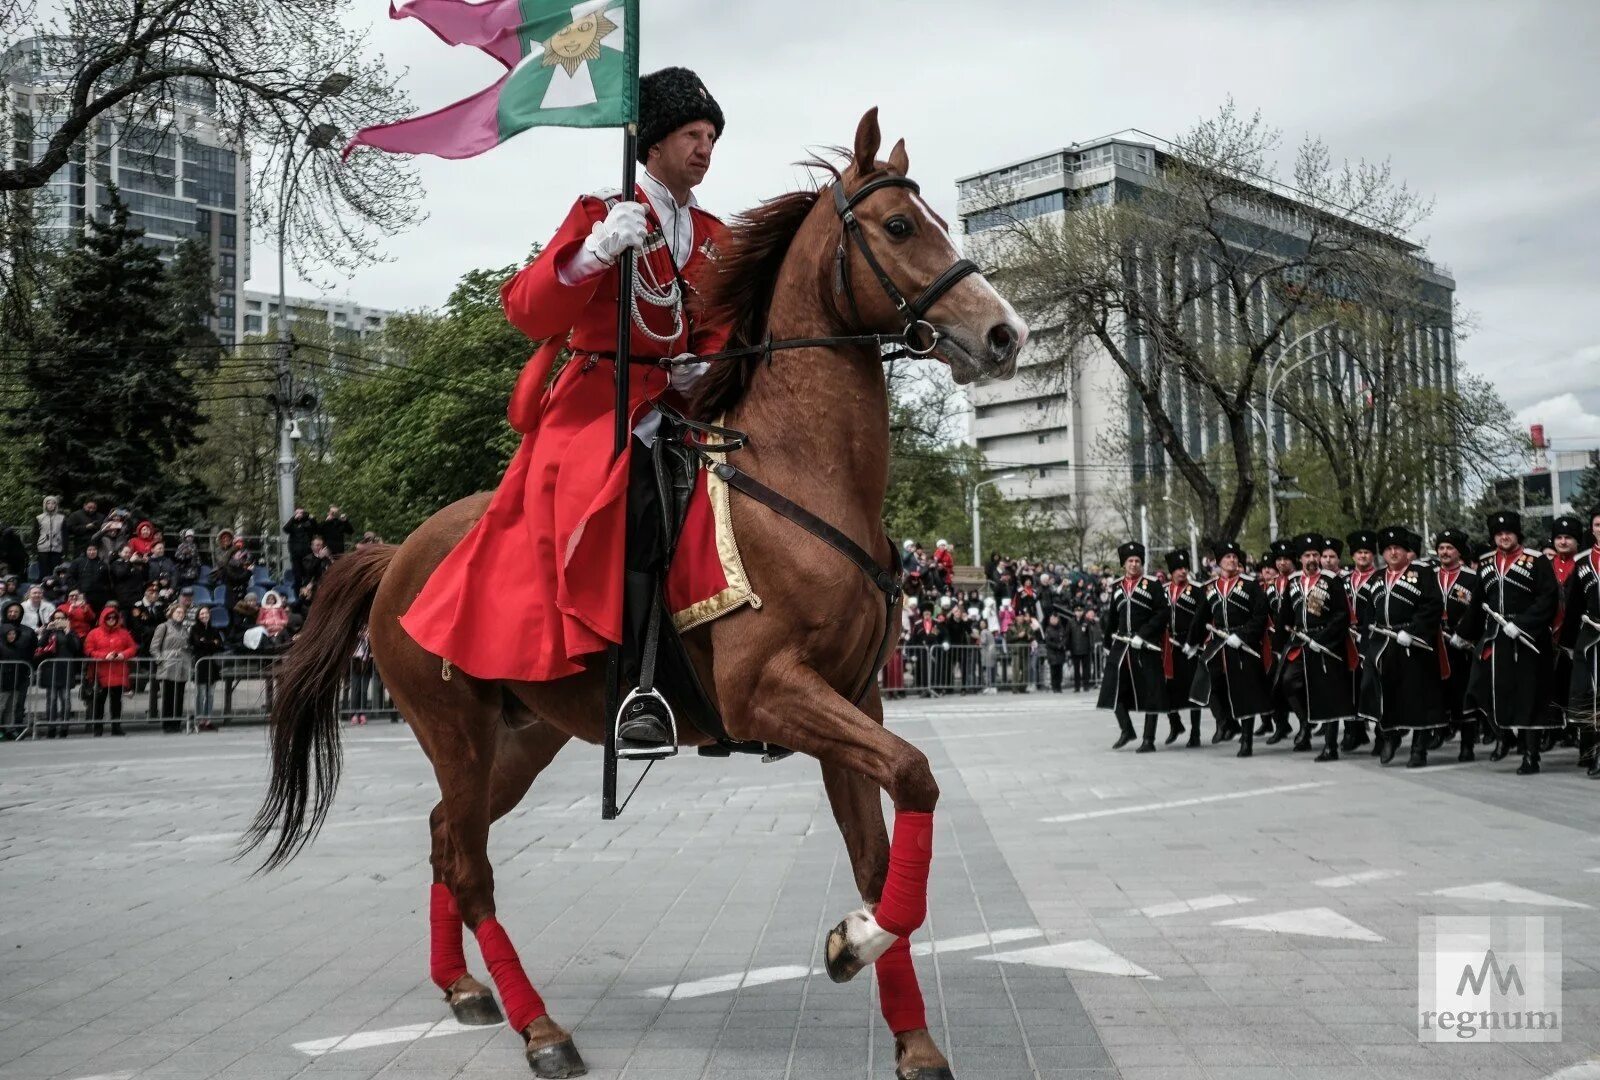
[
  {"x1": 636, "y1": 67, "x2": 724, "y2": 164},
  {"x1": 1165, "y1": 548, "x2": 1190, "y2": 572},
  {"x1": 1486, "y1": 510, "x2": 1522, "y2": 542},
  {"x1": 1117, "y1": 541, "x2": 1146, "y2": 564}
]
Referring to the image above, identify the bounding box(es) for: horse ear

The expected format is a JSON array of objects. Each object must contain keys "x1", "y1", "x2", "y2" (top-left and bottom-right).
[
  {"x1": 887, "y1": 137, "x2": 909, "y2": 176},
  {"x1": 852, "y1": 107, "x2": 881, "y2": 175}
]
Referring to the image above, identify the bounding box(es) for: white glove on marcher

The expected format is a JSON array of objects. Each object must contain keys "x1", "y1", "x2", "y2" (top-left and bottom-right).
[
  {"x1": 1183, "y1": 644, "x2": 1198, "y2": 659},
  {"x1": 1448, "y1": 633, "x2": 1470, "y2": 650},
  {"x1": 583, "y1": 200, "x2": 649, "y2": 265},
  {"x1": 1130, "y1": 635, "x2": 1146, "y2": 650},
  {"x1": 1396, "y1": 630, "x2": 1414, "y2": 648},
  {"x1": 1225, "y1": 633, "x2": 1243, "y2": 649},
  {"x1": 668, "y1": 353, "x2": 710, "y2": 392},
  {"x1": 1502, "y1": 621, "x2": 1522, "y2": 641}
]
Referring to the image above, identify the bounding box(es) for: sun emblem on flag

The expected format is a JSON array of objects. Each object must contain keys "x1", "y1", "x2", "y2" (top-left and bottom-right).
[{"x1": 541, "y1": 7, "x2": 618, "y2": 77}]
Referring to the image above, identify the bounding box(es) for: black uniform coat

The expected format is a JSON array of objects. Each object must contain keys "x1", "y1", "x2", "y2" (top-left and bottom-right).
[
  {"x1": 1560, "y1": 548, "x2": 1600, "y2": 722},
  {"x1": 1345, "y1": 566, "x2": 1379, "y2": 712},
  {"x1": 1164, "y1": 580, "x2": 1203, "y2": 712},
  {"x1": 1096, "y1": 575, "x2": 1169, "y2": 713},
  {"x1": 1278, "y1": 569, "x2": 1355, "y2": 724},
  {"x1": 1357, "y1": 567, "x2": 1444, "y2": 731},
  {"x1": 1186, "y1": 574, "x2": 1271, "y2": 719},
  {"x1": 1435, "y1": 564, "x2": 1484, "y2": 718},
  {"x1": 1469, "y1": 548, "x2": 1560, "y2": 731},
  {"x1": 1548, "y1": 553, "x2": 1578, "y2": 721}
]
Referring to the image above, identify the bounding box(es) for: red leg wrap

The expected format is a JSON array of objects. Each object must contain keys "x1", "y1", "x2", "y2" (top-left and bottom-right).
[
  {"x1": 474, "y1": 917, "x2": 548, "y2": 1033},
  {"x1": 875, "y1": 810, "x2": 934, "y2": 938},
  {"x1": 429, "y1": 883, "x2": 468, "y2": 991},
  {"x1": 875, "y1": 936, "x2": 926, "y2": 1034}
]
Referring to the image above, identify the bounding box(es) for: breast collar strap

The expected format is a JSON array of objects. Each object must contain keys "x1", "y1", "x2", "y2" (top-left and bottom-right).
[{"x1": 831, "y1": 175, "x2": 979, "y2": 356}]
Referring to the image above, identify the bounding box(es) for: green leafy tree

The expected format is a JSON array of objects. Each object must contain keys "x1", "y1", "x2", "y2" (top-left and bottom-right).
[
  {"x1": 1573, "y1": 457, "x2": 1600, "y2": 520},
  {"x1": 7, "y1": 191, "x2": 212, "y2": 521},
  {"x1": 296, "y1": 265, "x2": 529, "y2": 539}
]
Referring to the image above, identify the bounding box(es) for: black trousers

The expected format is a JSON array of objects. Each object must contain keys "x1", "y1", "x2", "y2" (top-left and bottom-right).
[
  {"x1": 622, "y1": 434, "x2": 666, "y2": 689},
  {"x1": 1071, "y1": 655, "x2": 1090, "y2": 691},
  {"x1": 1049, "y1": 661, "x2": 1064, "y2": 692}
]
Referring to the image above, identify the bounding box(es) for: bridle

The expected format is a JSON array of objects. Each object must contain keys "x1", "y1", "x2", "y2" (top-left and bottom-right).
[
  {"x1": 830, "y1": 173, "x2": 981, "y2": 357},
  {"x1": 682, "y1": 171, "x2": 983, "y2": 367}
]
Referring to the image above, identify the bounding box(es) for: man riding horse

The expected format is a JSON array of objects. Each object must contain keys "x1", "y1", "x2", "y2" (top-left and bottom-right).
[{"x1": 400, "y1": 67, "x2": 728, "y2": 755}]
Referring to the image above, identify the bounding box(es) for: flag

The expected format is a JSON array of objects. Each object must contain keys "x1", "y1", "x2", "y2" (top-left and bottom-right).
[{"x1": 346, "y1": 0, "x2": 638, "y2": 161}]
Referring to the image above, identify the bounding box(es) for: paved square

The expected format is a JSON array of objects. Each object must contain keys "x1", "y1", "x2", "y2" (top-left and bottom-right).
[{"x1": 2, "y1": 692, "x2": 1599, "y2": 1079}]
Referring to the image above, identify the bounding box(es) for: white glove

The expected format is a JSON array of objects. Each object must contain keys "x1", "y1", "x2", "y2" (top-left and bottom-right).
[
  {"x1": 583, "y1": 200, "x2": 648, "y2": 265},
  {"x1": 1130, "y1": 635, "x2": 1146, "y2": 650},
  {"x1": 1502, "y1": 621, "x2": 1522, "y2": 641},
  {"x1": 1225, "y1": 633, "x2": 1243, "y2": 649},
  {"x1": 668, "y1": 353, "x2": 710, "y2": 392},
  {"x1": 1395, "y1": 630, "x2": 1414, "y2": 648},
  {"x1": 1448, "y1": 633, "x2": 1469, "y2": 650},
  {"x1": 1183, "y1": 644, "x2": 1198, "y2": 659}
]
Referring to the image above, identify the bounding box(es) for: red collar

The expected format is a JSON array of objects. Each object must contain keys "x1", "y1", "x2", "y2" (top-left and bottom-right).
[{"x1": 1495, "y1": 548, "x2": 1522, "y2": 573}]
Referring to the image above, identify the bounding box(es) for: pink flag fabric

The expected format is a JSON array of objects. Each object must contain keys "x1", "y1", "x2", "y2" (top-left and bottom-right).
[{"x1": 390, "y1": 0, "x2": 525, "y2": 67}]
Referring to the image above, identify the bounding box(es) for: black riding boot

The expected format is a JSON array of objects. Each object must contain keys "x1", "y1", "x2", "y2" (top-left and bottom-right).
[
  {"x1": 1112, "y1": 707, "x2": 1136, "y2": 749},
  {"x1": 1236, "y1": 719, "x2": 1254, "y2": 758},
  {"x1": 1489, "y1": 726, "x2": 1515, "y2": 762},
  {"x1": 1186, "y1": 710, "x2": 1202, "y2": 748},
  {"x1": 1458, "y1": 720, "x2": 1477, "y2": 763},
  {"x1": 1266, "y1": 711, "x2": 1292, "y2": 745},
  {"x1": 1378, "y1": 729, "x2": 1398, "y2": 765},
  {"x1": 1406, "y1": 731, "x2": 1429, "y2": 768},
  {"x1": 1370, "y1": 723, "x2": 1384, "y2": 756},
  {"x1": 1516, "y1": 729, "x2": 1541, "y2": 775},
  {"x1": 1292, "y1": 718, "x2": 1313, "y2": 752},
  {"x1": 1137, "y1": 714, "x2": 1159, "y2": 753},
  {"x1": 1315, "y1": 721, "x2": 1339, "y2": 762},
  {"x1": 1340, "y1": 720, "x2": 1368, "y2": 753},
  {"x1": 1165, "y1": 713, "x2": 1184, "y2": 745}
]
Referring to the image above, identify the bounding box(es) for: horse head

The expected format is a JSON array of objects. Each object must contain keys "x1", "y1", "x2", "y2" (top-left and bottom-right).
[{"x1": 830, "y1": 107, "x2": 1028, "y2": 384}]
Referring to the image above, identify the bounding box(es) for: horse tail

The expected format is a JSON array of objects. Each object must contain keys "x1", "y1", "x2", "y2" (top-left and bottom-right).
[{"x1": 242, "y1": 543, "x2": 397, "y2": 871}]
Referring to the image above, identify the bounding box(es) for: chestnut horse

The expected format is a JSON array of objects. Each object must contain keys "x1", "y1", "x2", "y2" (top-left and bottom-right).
[{"x1": 246, "y1": 109, "x2": 1025, "y2": 1080}]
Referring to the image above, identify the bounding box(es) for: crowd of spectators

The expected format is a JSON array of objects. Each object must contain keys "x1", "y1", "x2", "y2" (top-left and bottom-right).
[{"x1": 0, "y1": 497, "x2": 385, "y2": 739}]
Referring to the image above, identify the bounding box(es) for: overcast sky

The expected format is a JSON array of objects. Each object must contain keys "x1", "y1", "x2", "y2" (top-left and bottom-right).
[{"x1": 257, "y1": 0, "x2": 1600, "y2": 451}]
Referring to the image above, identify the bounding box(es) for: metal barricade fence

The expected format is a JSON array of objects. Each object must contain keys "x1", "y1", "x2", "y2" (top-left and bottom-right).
[
  {"x1": 0, "y1": 660, "x2": 33, "y2": 739},
  {"x1": 195, "y1": 655, "x2": 276, "y2": 728},
  {"x1": 879, "y1": 643, "x2": 1049, "y2": 697},
  {"x1": 26, "y1": 658, "x2": 190, "y2": 737}
]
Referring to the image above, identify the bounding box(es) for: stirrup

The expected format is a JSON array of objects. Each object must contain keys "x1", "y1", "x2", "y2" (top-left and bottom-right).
[{"x1": 615, "y1": 686, "x2": 678, "y2": 760}]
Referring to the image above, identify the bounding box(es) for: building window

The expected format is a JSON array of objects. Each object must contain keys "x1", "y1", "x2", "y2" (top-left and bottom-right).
[
  {"x1": 1037, "y1": 434, "x2": 1046, "y2": 444},
  {"x1": 245, "y1": 315, "x2": 262, "y2": 333}
]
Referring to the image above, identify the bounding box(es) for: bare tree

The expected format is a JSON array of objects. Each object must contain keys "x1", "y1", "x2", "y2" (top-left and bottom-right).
[
  {"x1": 977, "y1": 100, "x2": 1430, "y2": 544},
  {"x1": 0, "y1": 0, "x2": 423, "y2": 277}
]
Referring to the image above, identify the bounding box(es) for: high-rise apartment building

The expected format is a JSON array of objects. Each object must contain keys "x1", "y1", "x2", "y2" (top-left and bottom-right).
[
  {"x1": 2, "y1": 36, "x2": 250, "y2": 344},
  {"x1": 241, "y1": 291, "x2": 394, "y2": 344}
]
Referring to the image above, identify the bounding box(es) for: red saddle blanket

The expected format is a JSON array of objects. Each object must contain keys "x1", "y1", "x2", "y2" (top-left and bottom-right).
[{"x1": 665, "y1": 456, "x2": 760, "y2": 632}]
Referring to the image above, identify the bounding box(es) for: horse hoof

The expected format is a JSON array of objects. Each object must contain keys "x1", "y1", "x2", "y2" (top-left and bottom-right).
[
  {"x1": 825, "y1": 908, "x2": 894, "y2": 984},
  {"x1": 526, "y1": 1038, "x2": 587, "y2": 1078},
  {"x1": 449, "y1": 992, "x2": 504, "y2": 1026},
  {"x1": 897, "y1": 1068, "x2": 955, "y2": 1080}
]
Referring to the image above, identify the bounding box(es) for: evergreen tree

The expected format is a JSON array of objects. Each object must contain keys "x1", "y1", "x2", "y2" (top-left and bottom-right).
[
  {"x1": 1573, "y1": 457, "x2": 1600, "y2": 520},
  {"x1": 14, "y1": 190, "x2": 210, "y2": 520}
]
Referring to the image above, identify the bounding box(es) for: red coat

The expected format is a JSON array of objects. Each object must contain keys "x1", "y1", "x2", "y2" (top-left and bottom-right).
[
  {"x1": 84, "y1": 611, "x2": 137, "y2": 688},
  {"x1": 401, "y1": 186, "x2": 729, "y2": 681}
]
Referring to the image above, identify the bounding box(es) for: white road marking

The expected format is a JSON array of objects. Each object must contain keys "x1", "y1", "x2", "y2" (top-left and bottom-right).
[
  {"x1": 182, "y1": 814, "x2": 425, "y2": 844},
  {"x1": 1130, "y1": 894, "x2": 1254, "y2": 918},
  {"x1": 926, "y1": 729, "x2": 1026, "y2": 741},
  {"x1": 1040, "y1": 781, "x2": 1331, "y2": 823},
  {"x1": 643, "y1": 926, "x2": 1042, "y2": 999},
  {"x1": 294, "y1": 1018, "x2": 480, "y2": 1056},
  {"x1": 1217, "y1": 907, "x2": 1383, "y2": 942},
  {"x1": 1539, "y1": 1063, "x2": 1600, "y2": 1079},
  {"x1": 978, "y1": 940, "x2": 1158, "y2": 979},
  {"x1": 1314, "y1": 869, "x2": 1403, "y2": 888},
  {"x1": 63, "y1": 1073, "x2": 136, "y2": 1080},
  {"x1": 1430, "y1": 881, "x2": 1591, "y2": 909}
]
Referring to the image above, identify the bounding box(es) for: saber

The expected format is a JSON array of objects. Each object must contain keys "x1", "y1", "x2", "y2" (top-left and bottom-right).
[
  {"x1": 1482, "y1": 603, "x2": 1541, "y2": 655},
  {"x1": 1207, "y1": 623, "x2": 1260, "y2": 658},
  {"x1": 1292, "y1": 629, "x2": 1338, "y2": 659},
  {"x1": 1583, "y1": 614, "x2": 1600, "y2": 632},
  {"x1": 1113, "y1": 633, "x2": 1161, "y2": 652},
  {"x1": 1373, "y1": 625, "x2": 1432, "y2": 651}
]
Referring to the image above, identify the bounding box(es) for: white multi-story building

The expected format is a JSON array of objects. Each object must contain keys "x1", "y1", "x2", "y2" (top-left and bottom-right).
[
  {"x1": 956, "y1": 133, "x2": 1456, "y2": 546},
  {"x1": 241, "y1": 291, "x2": 394, "y2": 344},
  {"x1": 2, "y1": 36, "x2": 250, "y2": 344}
]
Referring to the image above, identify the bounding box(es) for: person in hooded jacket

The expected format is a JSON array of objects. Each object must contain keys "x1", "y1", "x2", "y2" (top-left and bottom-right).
[
  {"x1": 128, "y1": 520, "x2": 159, "y2": 556},
  {"x1": 65, "y1": 543, "x2": 112, "y2": 612},
  {"x1": 32, "y1": 608, "x2": 81, "y2": 737},
  {"x1": 83, "y1": 604, "x2": 134, "y2": 735},
  {"x1": 110, "y1": 545, "x2": 149, "y2": 611},
  {"x1": 35, "y1": 496, "x2": 65, "y2": 579},
  {"x1": 60, "y1": 589, "x2": 95, "y2": 640},
  {"x1": 0, "y1": 602, "x2": 36, "y2": 738},
  {"x1": 173, "y1": 530, "x2": 201, "y2": 588}
]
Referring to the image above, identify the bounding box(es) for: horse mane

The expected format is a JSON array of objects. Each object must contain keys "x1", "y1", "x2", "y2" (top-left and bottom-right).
[{"x1": 688, "y1": 159, "x2": 841, "y2": 420}]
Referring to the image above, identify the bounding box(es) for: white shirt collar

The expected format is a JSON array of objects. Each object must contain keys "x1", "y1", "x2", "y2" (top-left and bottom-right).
[
  {"x1": 638, "y1": 168, "x2": 699, "y2": 267},
  {"x1": 639, "y1": 167, "x2": 698, "y2": 212}
]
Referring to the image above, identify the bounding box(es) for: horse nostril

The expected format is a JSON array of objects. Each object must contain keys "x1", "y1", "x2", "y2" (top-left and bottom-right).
[{"x1": 987, "y1": 323, "x2": 1017, "y2": 358}]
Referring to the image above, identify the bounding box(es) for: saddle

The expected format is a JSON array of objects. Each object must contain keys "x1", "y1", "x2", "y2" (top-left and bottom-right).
[{"x1": 629, "y1": 410, "x2": 792, "y2": 761}]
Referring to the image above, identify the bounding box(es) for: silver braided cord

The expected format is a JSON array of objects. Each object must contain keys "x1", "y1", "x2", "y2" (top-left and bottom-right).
[{"x1": 627, "y1": 247, "x2": 684, "y2": 345}]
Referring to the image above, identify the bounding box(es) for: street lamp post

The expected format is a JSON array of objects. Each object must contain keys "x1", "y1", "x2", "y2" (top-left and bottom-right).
[
  {"x1": 1256, "y1": 325, "x2": 1336, "y2": 538},
  {"x1": 273, "y1": 75, "x2": 349, "y2": 573},
  {"x1": 970, "y1": 472, "x2": 1018, "y2": 568}
]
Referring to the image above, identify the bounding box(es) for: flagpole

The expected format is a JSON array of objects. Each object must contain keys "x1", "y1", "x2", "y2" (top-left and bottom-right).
[{"x1": 602, "y1": 123, "x2": 637, "y2": 822}]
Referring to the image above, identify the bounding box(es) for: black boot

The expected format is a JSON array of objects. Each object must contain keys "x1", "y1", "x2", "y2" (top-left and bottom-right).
[
  {"x1": 1341, "y1": 721, "x2": 1369, "y2": 752},
  {"x1": 1222, "y1": 718, "x2": 1241, "y2": 741},
  {"x1": 1458, "y1": 720, "x2": 1477, "y2": 763},
  {"x1": 1315, "y1": 722, "x2": 1339, "y2": 762},
  {"x1": 1211, "y1": 716, "x2": 1229, "y2": 743},
  {"x1": 1137, "y1": 715, "x2": 1158, "y2": 753},
  {"x1": 1186, "y1": 710, "x2": 1202, "y2": 748},
  {"x1": 1165, "y1": 713, "x2": 1184, "y2": 745},
  {"x1": 1516, "y1": 730, "x2": 1541, "y2": 775},
  {"x1": 1378, "y1": 730, "x2": 1398, "y2": 765},
  {"x1": 1112, "y1": 707, "x2": 1136, "y2": 750},
  {"x1": 1489, "y1": 729, "x2": 1514, "y2": 762},
  {"x1": 1236, "y1": 720, "x2": 1254, "y2": 758},
  {"x1": 1406, "y1": 732, "x2": 1429, "y2": 768},
  {"x1": 1266, "y1": 710, "x2": 1292, "y2": 745},
  {"x1": 1254, "y1": 717, "x2": 1273, "y2": 737},
  {"x1": 1292, "y1": 721, "x2": 1313, "y2": 752},
  {"x1": 1369, "y1": 724, "x2": 1384, "y2": 756}
]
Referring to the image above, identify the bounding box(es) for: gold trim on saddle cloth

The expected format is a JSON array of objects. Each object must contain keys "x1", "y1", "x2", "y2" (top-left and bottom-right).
[{"x1": 671, "y1": 437, "x2": 762, "y2": 632}]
